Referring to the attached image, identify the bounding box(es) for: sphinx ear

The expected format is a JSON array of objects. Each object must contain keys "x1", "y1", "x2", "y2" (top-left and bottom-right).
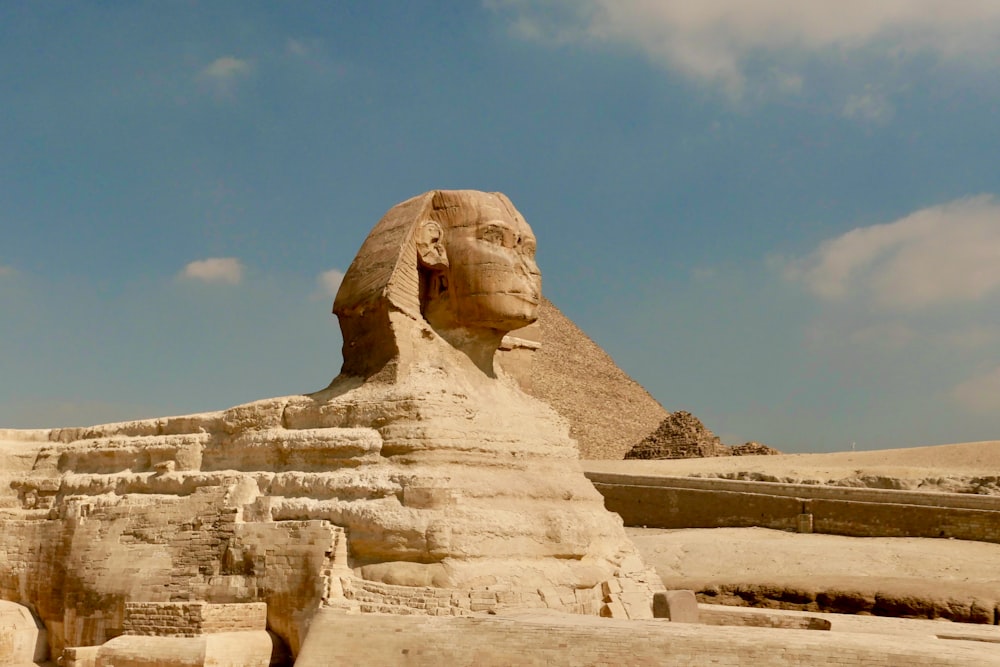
[{"x1": 416, "y1": 220, "x2": 449, "y2": 269}]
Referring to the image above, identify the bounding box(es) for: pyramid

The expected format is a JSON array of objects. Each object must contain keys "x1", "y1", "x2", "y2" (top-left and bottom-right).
[{"x1": 499, "y1": 298, "x2": 668, "y2": 460}]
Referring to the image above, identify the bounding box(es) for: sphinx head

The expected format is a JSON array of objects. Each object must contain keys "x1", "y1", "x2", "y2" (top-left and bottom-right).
[
  {"x1": 417, "y1": 190, "x2": 541, "y2": 334},
  {"x1": 333, "y1": 190, "x2": 541, "y2": 379}
]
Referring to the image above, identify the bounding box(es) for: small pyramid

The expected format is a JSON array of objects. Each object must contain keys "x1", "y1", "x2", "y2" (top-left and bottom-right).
[{"x1": 625, "y1": 411, "x2": 730, "y2": 459}]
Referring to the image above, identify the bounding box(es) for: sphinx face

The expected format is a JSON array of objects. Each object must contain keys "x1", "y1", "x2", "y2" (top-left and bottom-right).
[{"x1": 432, "y1": 198, "x2": 541, "y2": 333}]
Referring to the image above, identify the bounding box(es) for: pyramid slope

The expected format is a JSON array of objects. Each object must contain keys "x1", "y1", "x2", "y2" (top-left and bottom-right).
[{"x1": 527, "y1": 298, "x2": 668, "y2": 460}]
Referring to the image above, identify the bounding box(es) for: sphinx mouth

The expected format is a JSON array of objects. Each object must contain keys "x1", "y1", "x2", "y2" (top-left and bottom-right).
[{"x1": 508, "y1": 291, "x2": 540, "y2": 305}]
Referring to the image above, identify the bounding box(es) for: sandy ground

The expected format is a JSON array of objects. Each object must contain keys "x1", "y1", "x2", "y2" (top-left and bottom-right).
[
  {"x1": 589, "y1": 441, "x2": 1000, "y2": 623},
  {"x1": 628, "y1": 526, "x2": 1000, "y2": 585},
  {"x1": 585, "y1": 440, "x2": 1000, "y2": 481},
  {"x1": 628, "y1": 526, "x2": 1000, "y2": 625}
]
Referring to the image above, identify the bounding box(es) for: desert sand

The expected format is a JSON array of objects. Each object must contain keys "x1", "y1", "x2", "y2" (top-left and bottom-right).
[
  {"x1": 588, "y1": 440, "x2": 1000, "y2": 624},
  {"x1": 586, "y1": 440, "x2": 1000, "y2": 493}
]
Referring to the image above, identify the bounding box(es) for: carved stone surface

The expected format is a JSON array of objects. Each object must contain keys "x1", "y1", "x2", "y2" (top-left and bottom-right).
[{"x1": 0, "y1": 190, "x2": 662, "y2": 662}]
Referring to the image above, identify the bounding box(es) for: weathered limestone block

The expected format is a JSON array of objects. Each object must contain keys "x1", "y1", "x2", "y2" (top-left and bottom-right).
[
  {"x1": 0, "y1": 600, "x2": 47, "y2": 665},
  {"x1": 89, "y1": 632, "x2": 277, "y2": 667},
  {"x1": 0, "y1": 191, "x2": 662, "y2": 663},
  {"x1": 653, "y1": 590, "x2": 700, "y2": 623}
]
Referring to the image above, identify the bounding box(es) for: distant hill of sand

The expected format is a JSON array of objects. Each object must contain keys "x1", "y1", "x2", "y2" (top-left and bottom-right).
[{"x1": 584, "y1": 440, "x2": 1000, "y2": 493}]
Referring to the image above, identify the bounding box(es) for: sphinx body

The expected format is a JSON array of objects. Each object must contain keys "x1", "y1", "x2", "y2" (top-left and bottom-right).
[{"x1": 0, "y1": 191, "x2": 661, "y2": 662}]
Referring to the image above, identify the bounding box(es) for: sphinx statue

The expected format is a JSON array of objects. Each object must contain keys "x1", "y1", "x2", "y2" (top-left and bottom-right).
[{"x1": 0, "y1": 191, "x2": 661, "y2": 662}]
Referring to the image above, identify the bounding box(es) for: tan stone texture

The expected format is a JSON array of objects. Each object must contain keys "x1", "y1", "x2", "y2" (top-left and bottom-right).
[{"x1": 294, "y1": 609, "x2": 1000, "y2": 666}]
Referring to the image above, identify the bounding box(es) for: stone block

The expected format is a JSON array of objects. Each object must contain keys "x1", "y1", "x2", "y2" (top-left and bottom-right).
[
  {"x1": 61, "y1": 646, "x2": 100, "y2": 667},
  {"x1": 619, "y1": 591, "x2": 654, "y2": 619},
  {"x1": 652, "y1": 590, "x2": 700, "y2": 623},
  {"x1": 599, "y1": 601, "x2": 627, "y2": 619},
  {"x1": 601, "y1": 578, "x2": 622, "y2": 599}
]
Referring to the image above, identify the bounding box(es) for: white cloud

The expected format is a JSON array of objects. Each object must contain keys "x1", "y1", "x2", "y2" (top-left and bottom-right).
[
  {"x1": 196, "y1": 56, "x2": 253, "y2": 98},
  {"x1": 783, "y1": 195, "x2": 1000, "y2": 310},
  {"x1": 952, "y1": 365, "x2": 1000, "y2": 414},
  {"x1": 489, "y1": 1, "x2": 1000, "y2": 93},
  {"x1": 179, "y1": 258, "x2": 244, "y2": 285},
  {"x1": 842, "y1": 87, "x2": 894, "y2": 123},
  {"x1": 316, "y1": 269, "x2": 345, "y2": 298}
]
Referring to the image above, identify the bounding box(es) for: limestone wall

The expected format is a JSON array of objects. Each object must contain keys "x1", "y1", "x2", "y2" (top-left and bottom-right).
[
  {"x1": 340, "y1": 577, "x2": 615, "y2": 617},
  {"x1": 587, "y1": 473, "x2": 1000, "y2": 543},
  {"x1": 121, "y1": 602, "x2": 267, "y2": 637},
  {"x1": 0, "y1": 488, "x2": 341, "y2": 656}
]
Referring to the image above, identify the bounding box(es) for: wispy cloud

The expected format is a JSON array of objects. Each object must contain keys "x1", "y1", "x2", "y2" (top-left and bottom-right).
[
  {"x1": 489, "y1": 1, "x2": 1000, "y2": 95},
  {"x1": 842, "y1": 86, "x2": 894, "y2": 124},
  {"x1": 286, "y1": 39, "x2": 312, "y2": 58},
  {"x1": 179, "y1": 258, "x2": 244, "y2": 285},
  {"x1": 0, "y1": 265, "x2": 15, "y2": 277},
  {"x1": 783, "y1": 195, "x2": 1000, "y2": 310},
  {"x1": 196, "y1": 56, "x2": 253, "y2": 98},
  {"x1": 314, "y1": 268, "x2": 345, "y2": 299},
  {"x1": 952, "y1": 365, "x2": 1000, "y2": 414}
]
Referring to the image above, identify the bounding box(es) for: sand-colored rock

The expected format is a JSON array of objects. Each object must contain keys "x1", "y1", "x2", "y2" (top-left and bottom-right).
[
  {"x1": 0, "y1": 600, "x2": 47, "y2": 665},
  {"x1": 630, "y1": 526, "x2": 1000, "y2": 624},
  {"x1": 0, "y1": 191, "x2": 661, "y2": 663}
]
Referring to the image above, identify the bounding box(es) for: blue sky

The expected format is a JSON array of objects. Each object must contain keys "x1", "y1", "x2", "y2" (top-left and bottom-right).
[{"x1": 3, "y1": 1, "x2": 1000, "y2": 453}]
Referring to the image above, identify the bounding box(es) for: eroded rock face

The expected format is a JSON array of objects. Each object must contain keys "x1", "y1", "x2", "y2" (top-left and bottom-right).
[{"x1": 0, "y1": 190, "x2": 661, "y2": 661}]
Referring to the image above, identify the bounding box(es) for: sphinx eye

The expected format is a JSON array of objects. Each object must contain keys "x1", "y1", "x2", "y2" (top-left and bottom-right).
[{"x1": 481, "y1": 225, "x2": 506, "y2": 246}]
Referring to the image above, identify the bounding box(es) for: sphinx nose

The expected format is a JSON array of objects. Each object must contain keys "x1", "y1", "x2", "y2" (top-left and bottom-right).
[{"x1": 518, "y1": 254, "x2": 540, "y2": 277}]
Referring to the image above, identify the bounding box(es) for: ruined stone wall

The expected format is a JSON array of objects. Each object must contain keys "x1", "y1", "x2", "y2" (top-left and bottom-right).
[
  {"x1": 121, "y1": 602, "x2": 266, "y2": 637},
  {"x1": 338, "y1": 576, "x2": 645, "y2": 618},
  {"x1": 0, "y1": 488, "x2": 341, "y2": 656},
  {"x1": 595, "y1": 484, "x2": 801, "y2": 532},
  {"x1": 587, "y1": 473, "x2": 1000, "y2": 544}
]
